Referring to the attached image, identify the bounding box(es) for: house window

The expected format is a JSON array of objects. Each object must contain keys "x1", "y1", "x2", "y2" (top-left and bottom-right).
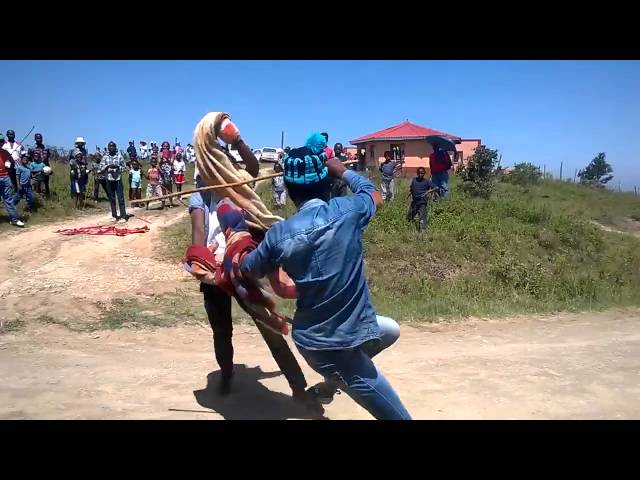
[
  {"x1": 390, "y1": 143, "x2": 405, "y2": 162},
  {"x1": 454, "y1": 151, "x2": 463, "y2": 164},
  {"x1": 369, "y1": 145, "x2": 375, "y2": 162}
]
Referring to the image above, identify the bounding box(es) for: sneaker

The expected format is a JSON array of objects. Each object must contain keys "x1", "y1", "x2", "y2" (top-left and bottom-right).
[
  {"x1": 10, "y1": 219, "x2": 25, "y2": 228},
  {"x1": 118, "y1": 218, "x2": 127, "y2": 224},
  {"x1": 307, "y1": 382, "x2": 340, "y2": 405},
  {"x1": 110, "y1": 217, "x2": 118, "y2": 223}
]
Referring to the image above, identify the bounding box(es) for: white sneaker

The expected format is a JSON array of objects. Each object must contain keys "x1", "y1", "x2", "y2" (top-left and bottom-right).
[
  {"x1": 110, "y1": 217, "x2": 118, "y2": 223},
  {"x1": 118, "y1": 218, "x2": 127, "y2": 224},
  {"x1": 10, "y1": 219, "x2": 25, "y2": 228}
]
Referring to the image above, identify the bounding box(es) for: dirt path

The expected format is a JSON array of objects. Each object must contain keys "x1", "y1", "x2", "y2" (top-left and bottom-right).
[
  {"x1": 0, "y1": 207, "x2": 190, "y2": 323},
  {"x1": 1, "y1": 209, "x2": 639, "y2": 419},
  {"x1": 0, "y1": 311, "x2": 639, "y2": 419}
]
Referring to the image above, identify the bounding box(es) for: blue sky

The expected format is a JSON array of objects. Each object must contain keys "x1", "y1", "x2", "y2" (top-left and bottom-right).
[{"x1": 4, "y1": 60, "x2": 640, "y2": 189}]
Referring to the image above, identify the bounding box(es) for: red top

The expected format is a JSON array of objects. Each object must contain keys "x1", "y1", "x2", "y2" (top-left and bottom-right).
[
  {"x1": 324, "y1": 146, "x2": 334, "y2": 159},
  {"x1": 0, "y1": 150, "x2": 10, "y2": 177},
  {"x1": 429, "y1": 151, "x2": 452, "y2": 174},
  {"x1": 147, "y1": 167, "x2": 160, "y2": 185}
]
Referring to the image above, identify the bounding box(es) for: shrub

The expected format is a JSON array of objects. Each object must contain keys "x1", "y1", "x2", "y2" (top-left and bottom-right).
[
  {"x1": 507, "y1": 162, "x2": 542, "y2": 186},
  {"x1": 457, "y1": 145, "x2": 499, "y2": 198}
]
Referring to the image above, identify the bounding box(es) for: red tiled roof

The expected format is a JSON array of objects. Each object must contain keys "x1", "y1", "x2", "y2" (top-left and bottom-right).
[{"x1": 351, "y1": 120, "x2": 461, "y2": 144}]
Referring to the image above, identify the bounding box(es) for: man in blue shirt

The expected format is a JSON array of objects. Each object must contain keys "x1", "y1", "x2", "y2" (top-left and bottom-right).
[{"x1": 240, "y1": 133, "x2": 411, "y2": 420}]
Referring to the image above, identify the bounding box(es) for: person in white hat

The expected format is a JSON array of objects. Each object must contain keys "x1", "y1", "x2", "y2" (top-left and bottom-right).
[{"x1": 68, "y1": 137, "x2": 88, "y2": 161}]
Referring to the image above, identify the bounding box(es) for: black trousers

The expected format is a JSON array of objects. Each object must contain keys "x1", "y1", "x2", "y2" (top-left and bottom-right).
[
  {"x1": 105, "y1": 179, "x2": 127, "y2": 219},
  {"x1": 94, "y1": 178, "x2": 108, "y2": 201},
  {"x1": 201, "y1": 283, "x2": 307, "y2": 393}
]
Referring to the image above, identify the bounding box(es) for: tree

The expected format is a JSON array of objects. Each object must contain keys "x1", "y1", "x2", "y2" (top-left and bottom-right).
[
  {"x1": 578, "y1": 152, "x2": 613, "y2": 187},
  {"x1": 457, "y1": 145, "x2": 499, "y2": 198}
]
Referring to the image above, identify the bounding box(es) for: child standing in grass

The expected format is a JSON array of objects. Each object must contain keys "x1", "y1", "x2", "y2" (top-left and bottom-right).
[
  {"x1": 173, "y1": 152, "x2": 186, "y2": 194},
  {"x1": 129, "y1": 160, "x2": 142, "y2": 201},
  {"x1": 14, "y1": 153, "x2": 36, "y2": 213},
  {"x1": 272, "y1": 162, "x2": 287, "y2": 208},
  {"x1": 159, "y1": 157, "x2": 176, "y2": 207},
  {"x1": 30, "y1": 150, "x2": 47, "y2": 195},
  {"x1": 145, "y1": 158, "x2": 164, "y2": 210}
]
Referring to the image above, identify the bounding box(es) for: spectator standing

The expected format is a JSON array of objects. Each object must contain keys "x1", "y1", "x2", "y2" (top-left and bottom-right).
[
  {"x1": 29, "y1": 133, "x2": 52, "y2": 198},
  {"x1": 0, "y1": 149, "x2": 23, "y2": 227},
  {"x1": 90, "y1": 154, "x2": 107, "y2": 202},
  {"x1": 100, "y1": 141, "x2": 128, "y2": 223},
  {"x1": 173, "y1": 152, "x2": 186, "y2": 194},
  {"x1": 69, "y1": 149, "x2": 89, "y2": 209},
  {"x1": 3, "y1": 129, "x2": 24, "y2": 192},
  {"x1": 428, "y1": 146, "x2": 453, "y2": 198},
  {"x1": 379, "y1": 151, "x2": 400, "y2": 202},
  {"x1": 13, "y1": 153, "x2": 35, "y2": 213}
]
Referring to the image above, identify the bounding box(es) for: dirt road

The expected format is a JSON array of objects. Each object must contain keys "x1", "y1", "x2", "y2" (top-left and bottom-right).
[{"x1": 1, "y1": 210, "x2": 639, "y2": 420}]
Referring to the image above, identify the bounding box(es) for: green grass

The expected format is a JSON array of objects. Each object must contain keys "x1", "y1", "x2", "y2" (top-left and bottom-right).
[
  {"x1": 0, "y1": 160, "x2": 196, "y2": 231},
  {"x1": 112, "y1": 172, "x2": 640, "y2": 323}
]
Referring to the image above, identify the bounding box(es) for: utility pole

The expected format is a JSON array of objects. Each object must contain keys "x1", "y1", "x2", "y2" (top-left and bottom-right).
[
  {"x1": 559, "y1": 162, "x2": 563, "y2": 181},
  {"x1": 281, "y1": 131, "x2": 284, "y2": 149}
]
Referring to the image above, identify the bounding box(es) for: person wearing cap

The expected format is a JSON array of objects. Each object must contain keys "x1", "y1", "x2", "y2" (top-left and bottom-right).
[
  {"x1": 188, "y1": 124, "x2": 319, "y2": 413},
  {"x1": 1, "y1": 148, "x2": 24, "y2": 227},
  {"x1": 29, "y1": 133, "x2": 52, "y2": 198},
  {"x1": 239, "y1": 133, "x2": 412, "y2": 420},
  {"x1": 68, "y1": 137, "x2": 88, "y2": 161},
  {"x1": 99, "y1": 141, "x2": 128, "y2": 223},
  {"x1": 3, "y1": 129, "x2": 25, "y2": 192}
]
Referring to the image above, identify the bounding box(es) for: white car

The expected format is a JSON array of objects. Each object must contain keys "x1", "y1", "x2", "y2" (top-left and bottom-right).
[{"x1": 259, "y1": 147, "x2": 280, "y2": 163}]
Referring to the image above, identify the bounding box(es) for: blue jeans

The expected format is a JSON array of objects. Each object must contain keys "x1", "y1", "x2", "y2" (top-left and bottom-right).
[
  {"x1": 1, "y1": 175, "x2": 17, "y2": 221},
  {"x1": 14, "y1": 183, "x2": 35, "y2": 211},
  {"x1": 297, "y1": 315, "x2": 412, "y2": 420},
  {"x1": 431, "y1": 171, "x2": 449, "y2": 198}
]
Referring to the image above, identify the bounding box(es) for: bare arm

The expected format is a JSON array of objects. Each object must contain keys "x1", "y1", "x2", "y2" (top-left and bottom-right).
[
  {"x1": 235, "y1": 140, "x2": 260, "y2": 178},
  {"x1": 191, "y1": 208, "x2": 206, "y2": 246}
]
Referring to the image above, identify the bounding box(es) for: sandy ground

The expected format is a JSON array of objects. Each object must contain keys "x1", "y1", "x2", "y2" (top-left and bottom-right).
[{"x1": 1, "y1": 209, "x2": 639, "y2": 420}]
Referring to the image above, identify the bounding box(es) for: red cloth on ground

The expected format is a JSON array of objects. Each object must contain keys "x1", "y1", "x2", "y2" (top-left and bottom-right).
[{"x1": 56, "y1": 225, "x2": 149, "y2": 236}]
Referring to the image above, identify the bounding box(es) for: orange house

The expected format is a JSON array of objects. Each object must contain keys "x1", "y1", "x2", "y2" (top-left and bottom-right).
[{"x1": 350, "y1": 120, "x2": 481, "y2": 176}]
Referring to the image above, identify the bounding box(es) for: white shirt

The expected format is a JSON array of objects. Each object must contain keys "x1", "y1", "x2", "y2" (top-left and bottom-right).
[
  {"x1": 139, "y1": 144, "x2": 149, "y2": 159},
  {"x1": 2, "y1": 141, "x2": 24, "y2": 162},
  {"x1": 185, "y1": 146, "x2": 196, "y2": 163},
  {"x1": 173, "y1": 160, "x2": 185, "y2": 175}
]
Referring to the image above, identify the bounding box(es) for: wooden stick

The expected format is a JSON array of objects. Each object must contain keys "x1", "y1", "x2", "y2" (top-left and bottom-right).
[
  {"x1": 130, "y1": 171, "x2": 281, "y2": 206},
  {"x1": 130, "y1": 159, "x2": 359, "y2": 206}
]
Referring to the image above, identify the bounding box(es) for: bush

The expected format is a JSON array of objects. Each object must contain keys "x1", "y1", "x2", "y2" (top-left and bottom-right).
[
  {"x1": 457, "y1": 145, "x2": 499, "y2": 198},
  {"x1": 507, "y1": 162, "x2": 542, "y2": 186}
]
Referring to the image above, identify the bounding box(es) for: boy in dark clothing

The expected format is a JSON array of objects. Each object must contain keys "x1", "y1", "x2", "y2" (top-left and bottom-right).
[{"x1": 407, "y1": 167, "x2": 436, "y2": 231}]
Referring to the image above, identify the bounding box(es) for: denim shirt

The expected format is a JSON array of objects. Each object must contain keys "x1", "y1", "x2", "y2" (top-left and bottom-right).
[{"x1": 241, "y1": 170, "x2": 379, "y2": 351}]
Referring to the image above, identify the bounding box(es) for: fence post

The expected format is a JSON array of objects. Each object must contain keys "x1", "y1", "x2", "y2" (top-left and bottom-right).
[{"x1": 559, "y1": 161, "x2": 563, "y2": 181}]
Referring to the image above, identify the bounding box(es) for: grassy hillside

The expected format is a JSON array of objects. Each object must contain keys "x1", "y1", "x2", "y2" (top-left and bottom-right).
[{"x1": 157, "y1": 171, "x2": 640, "y2": 322}]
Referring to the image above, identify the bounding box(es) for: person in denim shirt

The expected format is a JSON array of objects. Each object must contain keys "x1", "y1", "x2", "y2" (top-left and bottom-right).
[{"x1": 241, "y1": 132, "x2": 411, "y2": 420}]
